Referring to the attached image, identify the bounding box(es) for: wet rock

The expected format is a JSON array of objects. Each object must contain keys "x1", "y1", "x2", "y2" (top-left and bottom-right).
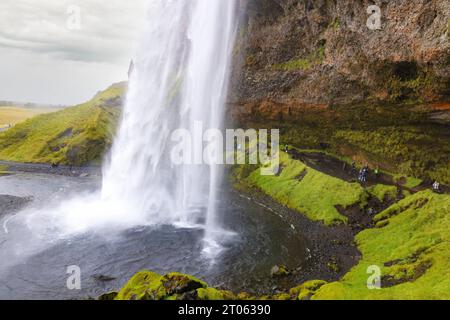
[
  {"x1": 270, "y1": 265, "x2": 290, "y2": 277},
  {"x1": 98, "y1": 291, "x2": 118, "y2": 300},
  {"x1": 92, "y1": 274, "x2": 117, "y2": 282},
  {"x1": 0, "y1": 195, "x2": 31, "y2": 217}
]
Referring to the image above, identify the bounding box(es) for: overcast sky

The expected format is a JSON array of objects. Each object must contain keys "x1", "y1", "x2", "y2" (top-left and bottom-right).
[{"x1": 0, "y1": 0, "x2": 147, "y2": 105}]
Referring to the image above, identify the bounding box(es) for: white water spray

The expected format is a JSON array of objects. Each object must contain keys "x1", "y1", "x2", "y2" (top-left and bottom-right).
[
  {"x1": 0, "y1": 0, "x2": 239, "y2": 265},
  {"x1": 103, "y1": 0, "x2": 238, "y2": 234}
]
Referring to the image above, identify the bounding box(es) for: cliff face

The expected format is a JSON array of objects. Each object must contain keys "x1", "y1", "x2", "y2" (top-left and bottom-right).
[
  {"x1": 229, "y1": 0, "x2": 450, "y2": 183},
  {"x1": 232, "y1": 0, "x2": 449, "y2": 107}
]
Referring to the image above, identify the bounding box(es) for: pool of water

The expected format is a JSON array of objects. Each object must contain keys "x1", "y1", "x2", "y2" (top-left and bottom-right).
[{"x1": 0, "y1": 173, "x2": 307, "y2": 299}]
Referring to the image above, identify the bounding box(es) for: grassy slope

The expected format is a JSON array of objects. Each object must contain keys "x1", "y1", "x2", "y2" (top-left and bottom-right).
[
  {"x1": 0, "y1": 83, "x2": 125, "y2": 165},
  {"x1": 236, "y1": 152, "x2": 367, "y2": 225},
  {"x1": 312, "y1": 190, "x2": 450, "y2": 300}
]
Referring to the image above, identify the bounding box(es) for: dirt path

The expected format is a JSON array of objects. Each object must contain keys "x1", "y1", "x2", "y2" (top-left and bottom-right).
[{"x1": 288, "y1": 149, "x2": 449, "y2": 195}]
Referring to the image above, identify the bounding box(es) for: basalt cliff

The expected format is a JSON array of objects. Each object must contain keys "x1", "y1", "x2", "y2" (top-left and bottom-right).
[{"x1": 229, "y1": 0, "x2": 450, "y2": 183}]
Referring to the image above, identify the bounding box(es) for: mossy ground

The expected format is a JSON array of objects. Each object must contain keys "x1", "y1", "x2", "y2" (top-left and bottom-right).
[
  {"x1": 0, "y1": 83, "x2": 125, "y2": 166},
  {"x1": 236, "y1": 152, "x2": 367, "y2": 225},
  {"x1": 312, "y1": 190, "x2": 450, "y2": 300},
  {"x1": 367, "y1": 184, "x2": 398, "y2": 202}
]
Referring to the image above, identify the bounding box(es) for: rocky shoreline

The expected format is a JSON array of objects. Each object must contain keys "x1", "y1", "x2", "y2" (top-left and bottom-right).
[
  {"x1": 0, "y1": 194, "x2": 31, "y2": 218},
  {"x1": 0, "y1": 160, "x2": 101, "y2": 178}
]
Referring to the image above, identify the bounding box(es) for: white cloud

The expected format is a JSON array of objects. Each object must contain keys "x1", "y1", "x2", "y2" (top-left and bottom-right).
[
  {"x1": 0, "y1": 0, "x2": 148, "y2": 105},
  {"x1": 0, "y1": 0, "x2": 147, "y2": 64}
]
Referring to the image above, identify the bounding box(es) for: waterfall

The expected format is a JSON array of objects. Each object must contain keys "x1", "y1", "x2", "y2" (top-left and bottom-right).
[
  {"x1": 101, "y1": 0, "x2": 238, "y2": 241},
  {"x1": 0, "y1": 1, "x2": 238, "y2": 270}
]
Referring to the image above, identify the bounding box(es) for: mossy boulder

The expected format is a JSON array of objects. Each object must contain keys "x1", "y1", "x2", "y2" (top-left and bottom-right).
[
  {"x1": 114, "y1": 271, "x2": 236, "y2": 301},
  {"x1": 289, "y1": 280, "x2": 328, "y2": 300}
]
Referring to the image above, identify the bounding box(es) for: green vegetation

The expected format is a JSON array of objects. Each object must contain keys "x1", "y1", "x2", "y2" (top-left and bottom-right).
[
  {"x1": 0, "y1": 164, "x2": 9, "y2": 175},
  {"x1": 290, "y1": 280, "x2": 328, "y2": 300},
  {"x1": 335, "y1": 127, "x2": 449, "y2": 184},
  {"x1": 0, "y1": 83, "x2": 125, "y2": 166},
  {"x1": 272, "y1": 44, "x2": 325, "y2": 71},
  {"x1": 241, "y1": 102, "x2": 449, "y2": 184},
  {"x1": 234, "y1": 152, "x2": 367, "y2": 225},
  {"x1": 367, "y1": 184, "x2": 398, "y2": 202},
  {"x1": 328, "y1": 18, "x2": 341, "y2": 31},
  {"x1": 107, "y1": 271, "x2": 240, "y2": 301},
  {"x1": 311, "y1": 190, "x2": 450, "y2": 299},
  {"x1": 107, "y1": 270, "x2": 324, "y2": 301},
  {"x1": 394, "y1": 174, "x2": 423, "y2": 189},
  {"x1": 114, "y1": 271, "x2": 207, "y2": 300}
]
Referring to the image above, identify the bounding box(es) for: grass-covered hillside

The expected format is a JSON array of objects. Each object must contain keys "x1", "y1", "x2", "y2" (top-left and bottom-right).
[
  {"x1": 313, "y1": 190, "x2": 450, "y2": 300},
  {"x1": 0, "y1": 83, "x2": 125, "y2": 166}
]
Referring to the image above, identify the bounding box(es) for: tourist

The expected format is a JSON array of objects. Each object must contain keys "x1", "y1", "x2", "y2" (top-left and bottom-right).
[
  {"x1": 374, "y1": 166, "x2": 380, "y2": 178},
  {"x1": 351, "y1": 161, "x2": 357, "y2": 175},
  {"x1": 432, "y1": 181, "x2": 440, "y2": 192}
]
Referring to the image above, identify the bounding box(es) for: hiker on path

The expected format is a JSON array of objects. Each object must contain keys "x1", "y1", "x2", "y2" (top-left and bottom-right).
[
  {"x1": 351, "y1": 161, "x2": 357, "y2": 175},
  {"x1": 374, "y1": 166, "x2": 380, "y2": 179},
  {"x1": 432, "y1": 181, "x2": 440, "y2": 192}
]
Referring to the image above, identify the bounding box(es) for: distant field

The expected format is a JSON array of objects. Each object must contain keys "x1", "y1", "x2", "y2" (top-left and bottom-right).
[
  {"x1": 0, "y1": 106, "x2": 62, "y2": 130},
  {"x1": 0, "y1": 82, "x2": 125, "y2": 165}
]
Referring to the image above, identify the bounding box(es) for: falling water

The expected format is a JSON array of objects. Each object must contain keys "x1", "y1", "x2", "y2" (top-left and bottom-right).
[
  {"x1": 0, "y1": 0, "x2": 239, "y2": 270},
  {"x1": 101, "y1": 0, "x2": 238, "y2": 246}
]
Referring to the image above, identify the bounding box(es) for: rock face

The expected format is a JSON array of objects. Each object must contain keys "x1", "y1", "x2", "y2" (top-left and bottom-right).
[
  {"x1": 0, "y1": 195, "x2": 30, "y2": 217},
  {"x1": 228, "y1": 0, "x2": 450, "y2": 184},
  {"x1": 232, "y1": 0, "x2": 449, "y2": 107}
]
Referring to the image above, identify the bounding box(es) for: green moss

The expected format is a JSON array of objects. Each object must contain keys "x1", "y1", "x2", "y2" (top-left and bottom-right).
[
  {"x1": 0, "y1": 83, "x2": 124, "y2": 166},
  {"x1": 115, "y1": 271, "x2": 165, "y2": 300},
  {"x1": 312, "y1": 191, "x2": 450, "y2": 299},
  {"x1": 367, "y1": 184, "x2": 398, "y2": 202},
  {"x1": 273, "y1": 58, "x2": 312, "y2": 71},
  {"x1": 328, "y1": 18, "x2": 341, "y2": 30},
  {"x1": 239, "y1": 152, "x2": 367, "y2": 225},
  {"x1": 335, "y1": 127, "x2": 449, "y2": 185},
  {"x1": 290, "y1": 280, "x2": 328, "y2": 300},
  {"x1": 196, "y1": 288, "x2": 236, "y2": 300},
  {"x1": 394, "y1": 175, "x2": 423, "y2": 189},
  {"x1": 272, "y1": 44, "x2": 325, "y2": 71},
  {"x1": 115, "y1": 271, "x2": 208, "y2": 301},
  {"x1": 0, "y1": 164, "x2": 9, "y2": 174}
]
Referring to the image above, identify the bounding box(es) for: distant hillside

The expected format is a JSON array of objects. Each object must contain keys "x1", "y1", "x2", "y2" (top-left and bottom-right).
[
  {"x1": 0, "y1": 82, "x2": 126, "y2": 166},
  {"x1": 0, "y1": 106, "x2": 63, "y2": 131}
]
